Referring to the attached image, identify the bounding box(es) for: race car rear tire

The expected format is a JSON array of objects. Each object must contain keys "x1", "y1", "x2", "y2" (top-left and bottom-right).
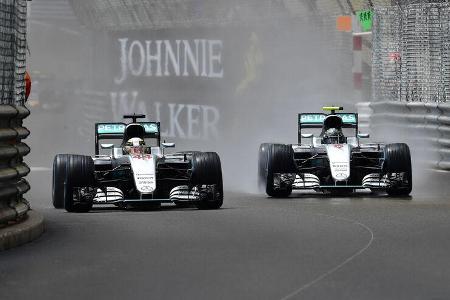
[
  {"x1": 52, "y1": 154, "x2": 70, "y2": 209},
  {"x1": 384, "y1": 143, "x2": 412, "y2": 196},
  {"x1": 259, "y1": 144, "x2": 296, "y2": 198},
  {"x1": 191, "y1": 152, "x2": 223, "y2": 209},
  {"x1": 64, "y1": 155, "x2": 95, "y2": 213}
]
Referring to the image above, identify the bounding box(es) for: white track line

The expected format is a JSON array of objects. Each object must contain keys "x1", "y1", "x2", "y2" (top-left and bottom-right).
[{"x1": 279, "y1": 213, "x2": 375, "y2": 300}]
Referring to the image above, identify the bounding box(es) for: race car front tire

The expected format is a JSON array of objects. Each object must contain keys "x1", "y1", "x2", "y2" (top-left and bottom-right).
[
  {"x1": 384, "y1": 143, "x2": 412, "y2": 196},
  {"x1": 258, "y1": 143, "x2": 272, "y2": 192},
  {"x1": 64, "y1": 155, "x2": 95, "y2": 212},
  {"x1": 191, "y1": 152, "x2": 223, "y2": 209},
  {"x1": 259, "y1": 143, "x2": 296, "y2": 198},
  {"x1": 52, "y1": 154, "x2": 70, "y2": 209}
]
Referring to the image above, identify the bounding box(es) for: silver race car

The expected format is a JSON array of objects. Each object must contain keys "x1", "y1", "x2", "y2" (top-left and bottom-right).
[
  {"x1": 258, "y1": 106, "x2": 412, "y2": 197},
  {"x1": 52, "y1": 114, "x2": 223, "y2": 212}
]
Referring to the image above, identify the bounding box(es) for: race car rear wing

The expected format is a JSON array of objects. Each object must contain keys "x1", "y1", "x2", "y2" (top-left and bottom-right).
[
  {"x1": 95, "y1": 122, "x2": 160, "y2": 155},
  {"x1": 298, "y1": 113, "x2": 358, "y2": 143}
]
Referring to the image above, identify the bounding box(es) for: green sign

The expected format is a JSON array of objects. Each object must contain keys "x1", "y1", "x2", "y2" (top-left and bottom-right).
[{"x1": 357, "y1": 10, "x2": 373, "y2": 32}]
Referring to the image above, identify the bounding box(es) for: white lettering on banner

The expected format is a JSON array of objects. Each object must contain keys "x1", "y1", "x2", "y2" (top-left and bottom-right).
[
  {"x1": 114, "y1": 39, "x2": 224, "y2": 84},
  {"x1": 187, "y1": 104, "x2": 201, "y2": 139},
  {"x1": 115, "y1": 38, "x2": 128, "y2": 85},
  {"x1": 145, "y1": 40, "x2": 163, "y2": 77},
  {"x1": 201, "y1": 39, "x2": 207, "y2": 77},
  {"x1": 209, "y1": 40, "x2": 224, "y2": 78},
  {"x1": 183, "y1": 40, "x2": 199, "y2": 77},
  {"x1": 168, "y1": 103, "x2": 185, "y2": 138},
  {"x1": 202, "y1": 105, "x2": 219, "y2": 139},
  {"x1": 165, "y1": 40, "x2": 181, "y2": 76},
  {"x1": 128, "y1": 40, "x2": 145, "y2": 76},
  {"x1": 110, "y1": 91, "x2": 220, "y2": 140}
]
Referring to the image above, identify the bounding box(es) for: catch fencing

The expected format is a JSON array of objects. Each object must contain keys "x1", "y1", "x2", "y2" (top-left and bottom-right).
[
  {"x1": 367, "y1": 3, "x2": 450, "y2": 173},
  {"x1": 0, "y1": 0, "x2": 30, "y2": 225},
  {"x1": 372, "y1": 3, "x2": 450, "y2": 103}
]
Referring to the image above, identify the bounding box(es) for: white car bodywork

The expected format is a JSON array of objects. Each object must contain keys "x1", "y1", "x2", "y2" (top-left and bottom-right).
[
  {"x1": 92, "y1": 145, "x2": 198, "y2": 203},
  {"x1": 325, "y1": 144, "x2": 351, "y2": 181},
  {"x1": 290, "y1": 137, "x2": 389, "y2": 191},
  {"x1": 129, "y1": 155, "x2": 156, "y2": 194}
]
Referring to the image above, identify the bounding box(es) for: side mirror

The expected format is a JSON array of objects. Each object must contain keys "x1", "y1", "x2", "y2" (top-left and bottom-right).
[
  {"x1": 101, "y1": 143, "x2": 115, "y2": 149},
  {"x1": 301, "y1": 133, "x2": 314, "y2": 139},
  {"x1": 161, "y1": 142, "x2": 175, "y2": 148},
  {"x1": 357, "y1": 133, "x2": 370, "y2": 139}
]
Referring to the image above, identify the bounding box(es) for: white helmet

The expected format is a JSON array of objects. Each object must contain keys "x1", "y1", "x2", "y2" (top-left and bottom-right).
[
  {"x1": 123, "y1": 137, "x2": 145, "y2": 155},
  {"x1": 322, "y1": 128, "x2": 345, "y2": 144}
]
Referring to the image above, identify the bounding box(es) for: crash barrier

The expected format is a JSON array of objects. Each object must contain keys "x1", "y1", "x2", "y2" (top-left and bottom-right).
[
  {"x1": 368, "y1": 101, "x2": 450, "y2": 172},
  {"x1": 0, "y1": 0, "x2": 30, "y2": 226},
  {"x1": 0, "y1": 105, "x2": 30, "y2": 225}
]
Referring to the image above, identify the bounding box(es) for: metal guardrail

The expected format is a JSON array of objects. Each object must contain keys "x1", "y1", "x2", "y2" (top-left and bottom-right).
[
  {"x1": 0, "y1": 105, "x2": 30, "y2": 225},
  {"x1": 368, "y1": 101, "x2": 450, "y2": 172}
]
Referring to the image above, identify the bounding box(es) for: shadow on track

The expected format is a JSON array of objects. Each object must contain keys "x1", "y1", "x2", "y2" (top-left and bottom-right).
[{"x1": 70, "y1": 204, "x2": 237, "y2": 214}]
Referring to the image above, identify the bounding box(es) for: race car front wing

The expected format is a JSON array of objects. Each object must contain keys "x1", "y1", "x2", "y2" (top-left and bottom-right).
[{"x1": 274, "y1": 173, "x2": 391, "y2": 190}]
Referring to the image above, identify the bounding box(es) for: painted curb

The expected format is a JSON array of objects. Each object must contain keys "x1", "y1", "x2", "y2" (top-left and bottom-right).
[{"x1": 0, "y1": 210, "x2": 44, "y2": 251}]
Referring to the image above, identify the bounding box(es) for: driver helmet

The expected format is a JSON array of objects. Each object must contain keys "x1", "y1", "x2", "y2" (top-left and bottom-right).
[
  {"x1": 322, "y1": 128, "x2": 344, "y2": 144},
  {"x1": 123, "y1": 137, "x2": 145, "y2": 155}
]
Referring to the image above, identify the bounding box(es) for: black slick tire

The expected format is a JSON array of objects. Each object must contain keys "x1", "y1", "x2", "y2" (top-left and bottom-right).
[
  {"x1": 259, "y1": 144, "x2": 296, "y2": 198},
  {"x1": 52, "y1": 154, "x2": 70, "y2": 209},
  {"x1": 191, "y1": 152, "x2": 223, "y2": 209},
  {"x1": 384, "y1": 143, "x2": 412, "y2": 196},
  {"x1": 258, "y1": 143, "x2": 271, "y2": 193},
  {"x1": 64, "y1": 155, "x2": 95, "y2": 212}
]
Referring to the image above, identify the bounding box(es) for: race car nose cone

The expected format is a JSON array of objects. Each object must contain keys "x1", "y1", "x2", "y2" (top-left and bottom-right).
[
  {"x1": 325, "y1": 144, "x2": 351, "y2": 181},
  {"x1": 334, "y1": 172, "x2": 348, "y2": 181}
]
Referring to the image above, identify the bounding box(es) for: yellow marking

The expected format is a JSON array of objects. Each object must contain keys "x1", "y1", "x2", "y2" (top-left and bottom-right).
[{"x1": 322, "y1": 106, "x2": 343, "y2": 111}]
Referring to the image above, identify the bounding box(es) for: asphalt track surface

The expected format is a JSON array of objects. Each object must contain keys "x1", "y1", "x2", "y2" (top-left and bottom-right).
[{"x1": 1, "y1": 170, "x2": 450, "y2": 300}]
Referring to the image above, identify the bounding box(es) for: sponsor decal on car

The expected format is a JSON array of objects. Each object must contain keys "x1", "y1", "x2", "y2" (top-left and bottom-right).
[
  {"x1": 299, "y1": 113, "x2": 357, "y2": 125},
  {"x1": 331, "y1": 162, "x2": 349, "y2": 172},
  {"x1": 97, "y1": 123, "x2": 159, "y2": 135},
  {"x1": 335, "y1": 173, "x2": 347, "y2": 179}
]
